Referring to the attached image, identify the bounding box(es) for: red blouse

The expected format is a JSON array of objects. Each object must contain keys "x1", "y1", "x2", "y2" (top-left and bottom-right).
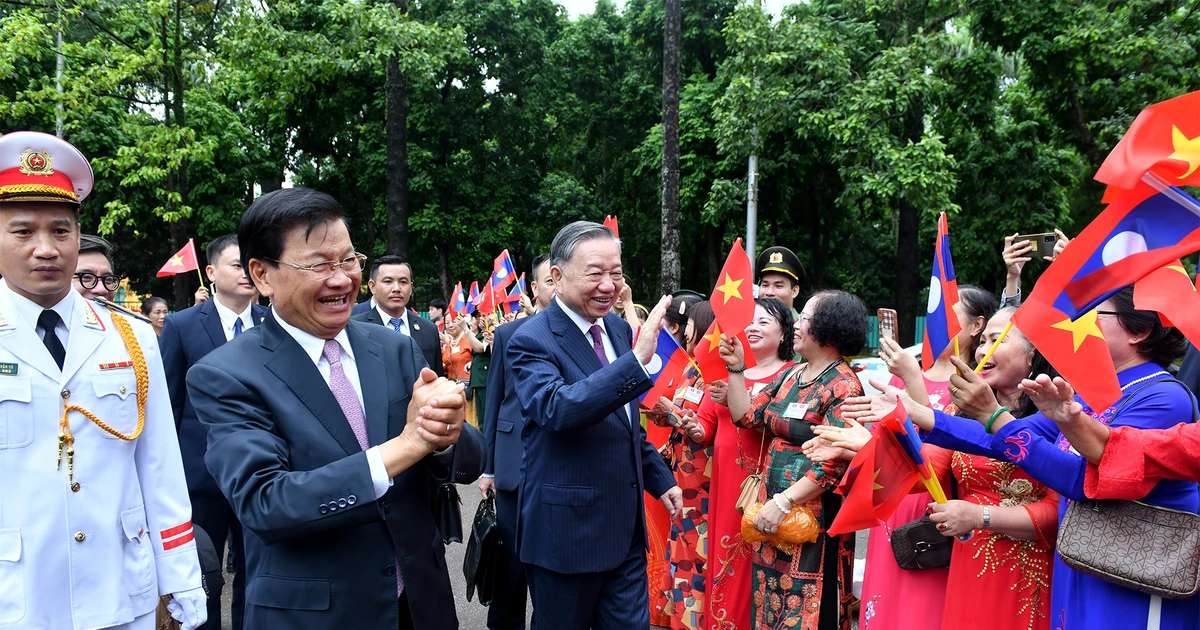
[{"x1": 1085, "y1": 422, "x2": 1200, "y2": 499}]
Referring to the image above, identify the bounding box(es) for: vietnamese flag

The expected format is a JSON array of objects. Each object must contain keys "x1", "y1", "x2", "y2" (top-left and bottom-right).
[
  {"x1": 157, "y1": 238, "x2": 200, "y2": 277},
  {"x1": 1134, "y1": 261, "x2": 1200, "y2": 346},
  {"x1": 692, "y1": 321, "x2": 757, "y2": 384},
  {"x1": 603, "y1": 215, "x2": 620, "y2": 238},
  {"x1": 1095, "y1": 90, "x2": 1200, "y2": 194},
  {"x1": 710, "y1": 238, "x2": 754, "y2": 334},
  {"x1": 1012, "y1": 302, "x2": 1122, "y2": 412},
  {"x1": 827, "y1": 401, "x2": 921, "y2": 535}
]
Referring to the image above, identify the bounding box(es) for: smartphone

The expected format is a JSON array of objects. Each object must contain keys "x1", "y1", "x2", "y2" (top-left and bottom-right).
[
  {"x1": 877, "y1": 308, "x2": 897, "y2": 344},
  {"x1": 1014, "y1": 232, "x2": 1058, "y2": 258}
]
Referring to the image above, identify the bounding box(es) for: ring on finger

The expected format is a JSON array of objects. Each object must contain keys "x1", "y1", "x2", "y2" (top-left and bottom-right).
[
  {"x1": 936, "y1": 522, "x2": 948, "y2": 531},
  {"x1": 950, "y1": 385, "x2": 960, "y2": 395},
  {"x1": 444, "y1": 423, "x2": 450, "y2": 435}
]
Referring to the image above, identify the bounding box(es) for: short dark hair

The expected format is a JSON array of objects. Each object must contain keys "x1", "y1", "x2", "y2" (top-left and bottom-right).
[
  {"x1": 140, "y1": 296, "x2": 167, "y2": 316},
  {"x1": 664, "y1": 293, "x2": 703, "y2": 345},
  {"x1": 206, "y1": 234, "x2": 239, "y2": 267},
  {"x1": 531, "y1": 253, "x2": 550, "y2": 277},
  {"x1": 429, "y1": 299, "x2": 447, "y2": 310},
  {"x1": 687, "y1": 301, "x2": 716, "y2": 351},
  {"x1": 756, "y1": 297, "x2": 796, "y2": 362},
  {"x1": 238, "y1": 188, "x2": 346, "y2": 289},
  {"x1": 807, "y1": 290, "x2": 869, "y2": 357},
  {"x1": 79, "y1": 234, "x2": 114, "y2": 268},
  {"x1": 370, "y1": 255, "x2": 412, "y2": 280},
  {"x1": 1108, "y1": 286, "x2": 1188, "y2": 367},
  {"x1": 957, "y1": 284, "x2": 999, "y2": 359}
]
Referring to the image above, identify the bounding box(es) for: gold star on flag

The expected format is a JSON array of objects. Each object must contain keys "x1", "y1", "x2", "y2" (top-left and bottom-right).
[
  {"x1": 1167, "y1": 265, "x2": 1195, "y2": 290},
  {"x1": 1169, "y1": 125, "x2": 1200, "y2": 179},
  {"x1": 714, "y1": 273, "x2": 744, "y2": 305},
  {"x1": 1051, "y1": 309, "x2": 1105, "y2": 352},
  {"x1": 703, "y1": 323, "x2": 723, "y2": 351},
  {"x1": 873, "y1": 468, "x2": 883, "y2": 491},
  {"x1": 169, "y1": 254, "x2": 184, "y2": 267}
]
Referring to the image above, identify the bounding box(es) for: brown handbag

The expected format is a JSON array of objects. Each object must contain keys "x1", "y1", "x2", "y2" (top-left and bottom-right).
[
  {"x1": 1055, "y1": 377, "x2": 1200, "y2": 599},
  {"x1": 734, "y1": 428, "x2": 767, "y2": 516}
]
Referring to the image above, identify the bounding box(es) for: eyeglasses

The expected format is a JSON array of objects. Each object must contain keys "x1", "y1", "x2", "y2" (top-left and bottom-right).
[
  {"x1": 73, "y1": 272, "x2": 121, "y2": 291},
  {"x1": 265, "y1": 253, "x2": 367, "y2": 278}
]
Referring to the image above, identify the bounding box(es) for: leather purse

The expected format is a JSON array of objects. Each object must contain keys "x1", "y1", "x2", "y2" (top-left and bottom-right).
[
  {"x1": 735, "y1": 428, "x2": 767, "y2": 516},
  {"x1": 890, "y1": 467, "x2": 958, "y2": 570},
  {"x1": 1055, "y1": 376, "x2": 1200, "y2": 599},
  {"x1": 434, "y1": 482, "x2": 464, "y2": 544},
  {"x1": 1058, "y1": 499, "x2": 1200, "y2": 599}
]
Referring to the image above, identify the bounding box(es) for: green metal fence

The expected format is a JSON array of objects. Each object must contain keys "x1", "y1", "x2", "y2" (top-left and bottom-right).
[{"x1": 864, "y1": 315, "x2": 926, "y2": 350}]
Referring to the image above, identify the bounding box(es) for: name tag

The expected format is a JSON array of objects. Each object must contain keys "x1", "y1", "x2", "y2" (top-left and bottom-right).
[
  {"x1": 0, "y1": 362, "x2": 17, "y2": 376},
  {"x1": 683, "y1": 386, "x2": 704, "y2": 404},
  {"x1": 783, "y1": 402, "x2": 808, "y2": 419},
  {"x1": 751, "y1": 382, "x2": 767, "y2": 396}
]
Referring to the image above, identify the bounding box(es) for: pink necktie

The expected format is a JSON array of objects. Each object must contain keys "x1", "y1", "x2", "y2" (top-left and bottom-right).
[
  {"x1": 322, "y1": 340, "x2": 404, "y2": 595},
  {"x1": 588, "y1": 325, "x2": 610, "y2": 367}
]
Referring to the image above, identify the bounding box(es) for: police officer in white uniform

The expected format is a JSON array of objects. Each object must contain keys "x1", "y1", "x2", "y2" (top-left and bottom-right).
[{"x1": 0, "y1": 131, "x2": 206, "y2": 629}]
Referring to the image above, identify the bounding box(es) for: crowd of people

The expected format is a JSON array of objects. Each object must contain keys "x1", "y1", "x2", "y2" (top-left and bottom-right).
[{"x1": 2, "y1": 127, "x2": 1199, "y2": 630}]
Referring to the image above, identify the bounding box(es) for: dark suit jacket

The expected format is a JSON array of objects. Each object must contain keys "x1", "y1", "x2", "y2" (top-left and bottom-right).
[
  {"x1": 352, "y1": 299, "x2": 373, "y2": 316},
  {"x1": 484, "y1": 317, "x2": 531, "y2": 492},
  {"x1": 188, "y1": 315, "x2": 484, "y2": 629},
  {"x1": 508, "y1": 301, "x2": 675, "y2": 574},
  {"x1": 160, "y1": 299, "x2": 268, "y2": 494},
  {"x1": 353, "y1": 308, "x2": 444, "y2": 378}
]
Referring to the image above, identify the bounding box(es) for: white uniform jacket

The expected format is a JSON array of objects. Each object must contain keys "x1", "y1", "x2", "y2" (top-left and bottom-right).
[{"x1": 0, "y1": 283, "x2": 201, "y2": 630}]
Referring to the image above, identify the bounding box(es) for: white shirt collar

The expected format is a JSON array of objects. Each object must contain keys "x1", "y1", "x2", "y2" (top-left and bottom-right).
[
  {"x1": 2, "y1": 281, "x2": 76, "y2": 333},
  {"x1": 555, "y1": 296, "x2": 606, "y2": 337},
  {"x1": 376, "y1": 305, "x2": 409, "y2": 330},
  {"x1": 213, "y1": 297, "x2": 253, "y2": 333},
  {"x1": 272, "y1": 307, "x2": 355, "y2": 365}
]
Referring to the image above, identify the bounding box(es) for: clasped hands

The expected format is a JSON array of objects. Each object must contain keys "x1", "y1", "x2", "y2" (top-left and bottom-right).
[{"x1": 401, "y1": 368, "x2": 467, "y2": 454}]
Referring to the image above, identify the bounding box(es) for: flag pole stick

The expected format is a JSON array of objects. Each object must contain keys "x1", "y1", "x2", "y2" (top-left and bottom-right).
[
  {"x1": 196, "y1": 267, "x2": 205, "y2": 289},
  {"x1": 974, "y1": 321, "x2": 1014, "y2": 374}
]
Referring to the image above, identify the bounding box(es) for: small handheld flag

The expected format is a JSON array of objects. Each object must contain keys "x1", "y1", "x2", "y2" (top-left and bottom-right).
[
  {"x1": 467, "y1": 282, "x2": 479, "y2": 314},
  {"x1": 639, "y1": 328, "x2": 693, "y2": 408},
  {"x1": 604, "y1": 215, "x2": 620, "y2": 238},
  {"x1": 157, "y1": 238, "x2": 203, "y2": 286},
  {"x1": 922, "y1": 213, "x2": 962, "y2": 370},
  {"x1": 493, "y1": 250, "x2": 516, "y2": 291},
  {"x1": 710, "y1": 238, "x2": 754, "y2": 334}
]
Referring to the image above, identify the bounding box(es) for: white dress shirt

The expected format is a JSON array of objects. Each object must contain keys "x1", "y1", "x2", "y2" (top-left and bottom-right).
[
  {"x1": 213, "y1": 298, "x2": 255, "y2": 342},
  {"x1": 376, "y1": 305, "x2": 410, "y2": 336},
  {"x1": 6, "y1": 283, "x2": 73, "y2": 356},
  {"x1": 273, "y1": 308, "x2": 393, "y2": 499}
]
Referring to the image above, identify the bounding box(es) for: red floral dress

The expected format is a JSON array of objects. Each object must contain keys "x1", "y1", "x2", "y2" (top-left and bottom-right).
[{"x1": 734, "y1": 361, "x2": 862, "y2": 630}]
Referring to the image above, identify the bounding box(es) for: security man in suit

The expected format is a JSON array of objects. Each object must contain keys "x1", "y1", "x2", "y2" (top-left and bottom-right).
[
  {"x1": 755, "y1": 245, "x2": 804, "y2": 315},
  {"x1": 478, "y1": 253, "x2": 555, "y2": 629},
  {"x1": 189, "y1": 187, "x2": 482, "y2": 629},
  {"x1": 508, "y1": 221, "x2": 682, "y2": 630},
  {"x1": 0, "y1": 131, "x2": 205, "y2": 629},
  {"x1": 160, "y1": 233, "x2": 268, "y2": 630},
  {"x1": 352, "y1": 254, "x2": 444, "y2": 377}
]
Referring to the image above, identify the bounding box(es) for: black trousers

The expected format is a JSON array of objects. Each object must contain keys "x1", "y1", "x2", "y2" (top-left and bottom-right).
[
  {"x1": 489, "y1": 488, "x2": 532, "y2": 630},
  {"x1": 191, "y1": 491, "x2": 245, "y2": 630}
]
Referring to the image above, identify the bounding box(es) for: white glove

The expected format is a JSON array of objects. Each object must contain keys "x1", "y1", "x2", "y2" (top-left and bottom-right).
[{"x1": 166, "y1": 587, "x2": 208, "y2": 630}]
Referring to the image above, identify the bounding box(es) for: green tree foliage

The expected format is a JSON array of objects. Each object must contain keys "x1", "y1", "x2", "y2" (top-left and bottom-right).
[{"x1": 1, "y1": 0, "x2": 1196, "y2": 322}]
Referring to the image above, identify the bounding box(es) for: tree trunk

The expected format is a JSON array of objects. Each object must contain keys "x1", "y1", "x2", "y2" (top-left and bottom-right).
[
  {"x1": 894, "y1": 102, "x2": 925, "y2": 346},
  {"x1": 659, "y1": 0, "x2": 682, "y2": 295},
  {"x1": 385, "y1": 0, "x2": 411, "y2": 259},
  {"x1": 172, "y1": 0, "x2": 192, "y2": 304},
  {"x1": 436, "y1": 244, "x2": 451, "y2": 302}
]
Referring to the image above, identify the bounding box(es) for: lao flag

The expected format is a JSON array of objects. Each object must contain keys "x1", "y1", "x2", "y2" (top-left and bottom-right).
[
  {"x1": 921, "y1": 213, "x2": 962, "y2": 370},
  {"x1": 466, "y1": 282, "x2": 479, "y2": 314},
  {"x1": 493, "y1": 250, "x2": 516, "y2": 291},
  {"x1": 1045, "y1": 181, "x2": 1200, "y2": 320},
  {"x1": 449, "y1": 282, "x2": 465, "y2": 322},
  {"x1": 639, "y1": 328, "x2": 692, "y2": 408},
  {"x1": 504, "y1": 273, "x2": 527, "y2": 313}
]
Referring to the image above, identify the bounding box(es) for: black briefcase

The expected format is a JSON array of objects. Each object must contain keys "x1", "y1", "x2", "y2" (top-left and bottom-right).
[
  {"x1": 434, "y1": 482, "x2": 464, "y2": 544},
  {"x1": 464, "y1": 490, "x2": 501, "y2": 604}
]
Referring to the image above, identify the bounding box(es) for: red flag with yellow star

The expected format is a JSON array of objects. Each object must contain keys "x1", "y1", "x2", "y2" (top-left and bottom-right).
[
  {"x1": 711, "y1": 238, "x2": 754, "y2": 334},
  {"x1": 1096, "y1": 90, "x2": 1200, "y2": 194},
  {"x1": 827, "y1": 401, "x2": 921, "y2": 535},
  {"x1": 693, "y1": 321, "x2": 756, "y2": 384},
  {"x1": 1134, "y1": 260, "x2": 1200, "y2": 345},
  {"x1": 1012, "y1": 303, "x2": 1122, "y2": 411},
  {"x1": 157, "y1": 238, "x2": 200, "y2": 277}
]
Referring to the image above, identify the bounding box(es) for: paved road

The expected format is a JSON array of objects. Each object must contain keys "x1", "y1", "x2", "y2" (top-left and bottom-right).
[{"x1": 220, "y1": 483, "x2": 862, "y2": 629}]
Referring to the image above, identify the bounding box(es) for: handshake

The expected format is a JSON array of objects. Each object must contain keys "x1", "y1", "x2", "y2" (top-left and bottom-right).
[{"x1": 378, "y1": 368, "x2": 469, "y2": 474}]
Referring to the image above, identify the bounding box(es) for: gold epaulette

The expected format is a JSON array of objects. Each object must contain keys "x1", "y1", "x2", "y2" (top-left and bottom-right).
[{"x1": 93, "y1": 296, "x2": 154, "y2": 325}]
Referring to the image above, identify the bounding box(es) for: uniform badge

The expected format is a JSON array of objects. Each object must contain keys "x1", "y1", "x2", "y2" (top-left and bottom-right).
[
  {"x1": 413, "y1": 323, "x2": 420, "y2": 331},
  {"x1": 83, "y1": 301, "x2": 104, "y2": 330},
  {"x1": 18, "y1": 149, "x2": 54, "y2": 176},
  {"x1": 0, "y1": 362, "x2": 18, "y2": 376},
  {"x1": 99, "y1": 361, "x2": 134, "y2": 371},
  {"x1": 769, "y1": 252, "x2": 783, "y2": 264}
]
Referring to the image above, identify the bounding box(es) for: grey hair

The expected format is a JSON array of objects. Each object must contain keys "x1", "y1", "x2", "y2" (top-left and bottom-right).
[{"x1": 549, "y1": 221, "x2": 620, "y2": 268}]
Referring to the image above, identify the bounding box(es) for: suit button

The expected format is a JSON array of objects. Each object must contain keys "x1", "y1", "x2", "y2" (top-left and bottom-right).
[
  {"x1": 61, "y1": 389, "x2": 70, "y2": 400},
  {"x1": 348, "y1": 495, "x2": 357, "y2": 506},
  {"x1": 74, "y1": 532, "x2": 86, "y2": 542},
  {"x1": 328, "y1": 501, "x2": 339, "y2": 511},
  {"x1": 70, "y1": 482, "x2": 80, "y2": 493},
  {"x1": 338, "y1": 498, "x2": 347, "y2": 508},
  {"x1": 319, "y1": 505, "x2": 329, "y2": 515},
  {"x1": 383, "y1": 565, "x2": 396, "y2": 577}
]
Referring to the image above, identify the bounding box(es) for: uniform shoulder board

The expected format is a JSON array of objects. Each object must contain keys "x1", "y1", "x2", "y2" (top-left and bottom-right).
[{"x1": 93, "y1": 296, "x2": 154, "y2": 325}]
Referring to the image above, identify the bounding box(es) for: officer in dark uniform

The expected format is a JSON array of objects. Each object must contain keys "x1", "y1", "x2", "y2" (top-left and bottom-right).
[{"x1": 755, "y1": 245, "x2": 805, "y2": 315}]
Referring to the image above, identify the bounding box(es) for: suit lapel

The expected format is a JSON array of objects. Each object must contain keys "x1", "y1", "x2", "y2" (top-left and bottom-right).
[
  {"x1": 59, "y1": 296, "x2": 105, "y2": 385},
  {"x1": 547, "y1": 302, "x2": 604, "y2": 375},
  {"x1": 261, "y1": 315, "x2": 364, "y2": 456},
  {"x1": 200, "y1": 301, "x2": 226, "y2": 349},
  {"x1": 347, "y1": 323, "x2": 389, "y2": 446},
  {"x1": 0, "y1": 289, "x2": 59, "y2": 380},
  {"x1": 251, "y1": 303, "x2": 268, "y2": 326}
]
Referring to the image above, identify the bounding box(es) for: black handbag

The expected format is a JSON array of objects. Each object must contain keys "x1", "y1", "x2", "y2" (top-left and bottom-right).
[
  {"x1": 890, "y1": 472, "x2": 958, "y2": 570},
  {"x1": 434, "y1": 481, "x2": 464, "y2": 544},
  {"x1": 464, "y1": 490, "x2": 502, "y2": 604}
]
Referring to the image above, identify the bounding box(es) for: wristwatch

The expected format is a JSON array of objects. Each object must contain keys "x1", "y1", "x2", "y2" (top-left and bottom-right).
[{"x1": 981, "y1": 505, "x2": 991, "y2": 530}]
